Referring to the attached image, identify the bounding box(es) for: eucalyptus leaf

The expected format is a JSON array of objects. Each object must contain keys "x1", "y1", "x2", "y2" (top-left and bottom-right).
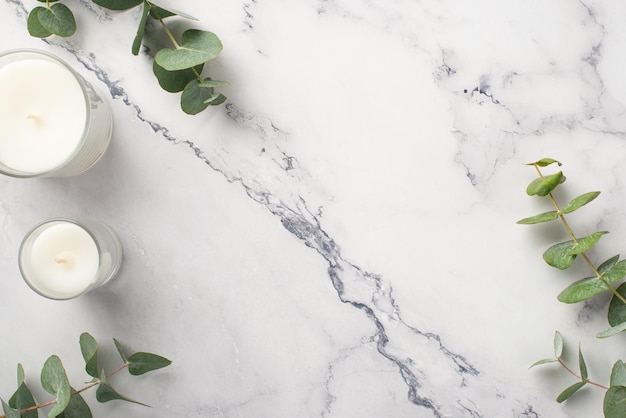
[
  {"x1": 558, "y1": 276, "x2": 610, "y2": 303},
  {"x1": 58, "y1": 390, "x2": 92, "y2": 418},
  {"x1": 526, "y1": 171, "x2": 565, "y2": 197},
  {"x1": 17, "y1": 364, "x2": 25, "y2": 386},
  {"x1": 131, "y1": 2, "x2": 151, "y2": 56},
  {"x1": 516, "y1": 211, "x2": 559, "y2": 225},
  {"x1": 153, "y1": 62, "x2": 204, "y2": 93},
  {"x1": 38, "y1": 3, "x2": 76, "y2": 37},
  {"x1": 529, "y1": 358, "x2": 557, "y2": 368},
  {"x1": 527, "y1": 158, "x2": 562, "y2": 167},
  {"x1": 562, "y1": 191, "x2": 601, "y2": 214},
  {"x1": 204, "y1": 93, "x2": 227, "y2": 106},
  {"x1": 608, "y1": 282, "x2": 626, "y2": 327},
  {"x1": 569, "y1": 231, "x2": 608, "y2": 255},
  {"x1": 604, "y1": 386, "x2": 626, "y2": 418},
  {"x1": 155, "y1": 29, "x2": 223, "y2": 71},
  {"x1": 1, "y1": 399, "x2": 21, "y2": 418},
  {"x1": 148, "y1": 1, "x2": 198, "y2": 20},
  {"x1": 599, "y1": 255, "x2": 621, "y2": 275},
  {"x1": 556, "y1": 381, "x2": 586, "y2": 403},
  {"x1": 128, "y1": 352, "x2": 172, "y2": 375},
  {"x1": 597, "y1": 321, "x2": 626, "y2": 339},
  {"x1": 181, "y1": 79, "x2": 212, "y2": 115},
  {"x1": 80, "y1": 332, "x2": 99, "y2": 378},
  {"x1": 603, "y1": 260, "x2": 626, "y2": 284},
  {"x1": 27, "y1": 7, "x2": 53, "y2": 38},
  {"x1": 554, "y1": 330, "x2": 564, "y2": 358},
  {"x1": 610, "y1": 361, "x2": 626, "y2": 387},
  {"x1": 579, "y1": 345, "x2": 588, "y2": 381},
  {"x1": 40, "y1": 355, "x2": 71, "y2": 417},
  {"x1": 113, "y1": 338, "x2": 128, "y2": 363},
  {"x1": 543, "y1": 240, "x2": 577, "y2": 270},
  {"x1": 8, "y1": 383, "x2": 37, "y2": 418},
  {"x1": 91, "y1": 0, "x2": 142, "y2": 10},
  {"x1": 198, "y1": 80, "x2": 230, "y2": 89},
  {"x1": 96, "y1": 370, "x2": 148, "y2": 406}
]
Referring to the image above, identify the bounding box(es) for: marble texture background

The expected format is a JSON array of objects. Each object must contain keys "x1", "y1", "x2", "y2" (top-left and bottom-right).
[{"x1": 1, "y1": 0, "x2": 626, "y2": 417}]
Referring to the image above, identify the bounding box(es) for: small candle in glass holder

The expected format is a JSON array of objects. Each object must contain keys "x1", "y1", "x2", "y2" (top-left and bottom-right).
[
  {"x1": 0, "y1": 49, "x2": 113, "y2": 177},
  {"x1": 19, "y1": 218, "x2": 122, "y2": 300}
]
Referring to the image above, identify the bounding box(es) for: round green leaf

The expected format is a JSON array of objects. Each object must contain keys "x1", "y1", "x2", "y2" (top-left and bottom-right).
[
  {"x1": 610, "y1": 361, "x2": 626, "y2": 387},
  {"x1": 526, "y1": 171, "x2": 565, "y2": 196},
  {"x1": 153, "y1": 61, "x2": 204, "y2": 93},
  {"x1": 608, "y1": 282, "x2": 626, "y2": 327},
  {"x1": 155, "y1": 29, "x2": 223, "y2": 71},
  {"x1": 27, "y1": 7, "x2": 53, "y2": 38},
  {"x1": 181, "y1": 79, "x2": 212, "y2": 115},
  {"x1": 543, "y1": 240, "x2": 577, "y2": 270},
  {"x1": 79, "y1": 333, "x2": 99, "y2": 378},
  {"x1": 41, "y1": 355, "x2": 71, "y2": 417},
  {"x1": 58, "y1": 390, "x2": 92, "y2": 418},
  {"x1": 38, "y1": 3, "x2": 76, "y2": 37},
  {"x1": 604, "y1": 386, "x2": 626, "y2": 418}
]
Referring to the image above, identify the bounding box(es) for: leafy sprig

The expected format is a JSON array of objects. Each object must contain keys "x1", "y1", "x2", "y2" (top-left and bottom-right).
[
  {"x1": 27, "y1": 0, "x2": 227, "y2": 114},
  {"x1": 0, "y1": 332, "x2": 171, "y2": 417},
  {"x1": 520, "y1": 158, "x2": 626, "y2": 417}
]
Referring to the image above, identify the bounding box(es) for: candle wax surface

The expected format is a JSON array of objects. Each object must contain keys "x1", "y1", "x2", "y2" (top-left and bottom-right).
[
  {"x1": 0, "y1": 58, "x2": 87, "y2": 173},
  {"x1": 29, "y1": 223, "x2": 99, "y2": 297}
]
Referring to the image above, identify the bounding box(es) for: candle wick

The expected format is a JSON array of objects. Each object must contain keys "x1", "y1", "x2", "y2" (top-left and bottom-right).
[{"x1": 55, "y1": 258, "x2": 68, "y2": 264}]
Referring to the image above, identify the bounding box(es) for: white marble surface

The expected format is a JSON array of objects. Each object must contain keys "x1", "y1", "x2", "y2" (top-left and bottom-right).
[{"x1": 1, "y1": 1, "x2": 626, "y2": 417}]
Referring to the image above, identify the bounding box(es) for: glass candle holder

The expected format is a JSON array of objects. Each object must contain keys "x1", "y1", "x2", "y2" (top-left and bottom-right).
[
  {"x1": 19, "y1": 218, "x2": 123, "y2": 300},
  {"x1": 0, "y1": 49, "x2": 113, "y2": 177}
]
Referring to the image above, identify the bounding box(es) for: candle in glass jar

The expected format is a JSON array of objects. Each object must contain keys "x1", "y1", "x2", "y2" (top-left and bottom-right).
[
  {"x1": 0, "y1": 49, "x2": 113, "y2": 178},
  {"x1": 0, "y1": 57, "x2": 86, "y2": 173},
  {"x1": 19, "y1": 219, "x2": 123, "y2": 300}
]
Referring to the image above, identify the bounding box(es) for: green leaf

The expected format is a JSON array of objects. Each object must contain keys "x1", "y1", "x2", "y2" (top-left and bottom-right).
[
  {"x1": 153, "y1": 62, "x2": 204, "y2": 93},
  {"x1": 198, "y1": 80, "x2": 230, "y2": 89},
  {"x1": 80, "y1": 332, "x2": 99, "y2": 378},
  {"x1": 556, "y1": 381, "x2": 587, "y2": 403},
  {"x1": 41, "y1": 355, "x2": 71, "y2": 417},
  {"x1": 526, "y1": 158, "x2": 562, "y2": 167},
  {"x1": 204, "y1": 93, "x2": 227, "y2": 106},
  {"x1": 558, "y1": 276, "x2": 610, "y2": 303},
  {"x1": 604, "y1": 386, "x2": 626, "y2": 418},
  {"x1": 1, "y1": 399, "x2": 21, "y2": 418},
  {"x1": 554, "y1": 330, "x2": 564, "y2": 358},
  {"x1": 58, "y1": 390, "x2": 92, "y2": 418},
  {"x1": 543, "y1": 240, "x2": 577, "y2": 270},
  {"x1": 562, "y1": 191, "x2": 601, "y2": 214},
  {"x1": 96, "y1": 370, "x2": 148, "y2": 406},
  {"x1": 579, "y1": 345, "x2": 588, "y2": 381},
  {"x1": 155, "y1": 29, "x2": 223, "y2": 71},
  {"x1": 128, "y1": 352, "x2": 172, "y2": 375},
  {"x1": 37, "y1": 3, "x2": 76, "y2": 37},
  {"x1": 526, "y1": 171, "x2": 565, "y2": 197},
  {"x1": 148, "y1": 1, "x2": 198, "y2": 20},
  {"x1": 91, "y1": 0, "x2": 142, "y2": 10},
  {"x1": 27, "y1": 7, "x2": 53, "y2": 38},
  {"x1": 529, "y1": 358, "x2": 557, "y2": 368},
  {"x1": 569, "y1": 231, "x2": 608, "y2": 255},
  {"x1": 610, "y1": 361, "x2": 626, "y2": 387},
  {"x1": 17, "y1": 364, "x2": 25, "y2": 386},
  {"x1": 113, "y1": 338, "x2": 128, "y2": 363},
  {"x1": 597, "y1": 321, "x2": 626, "y2": 339},
  {"x1": 608, "y1": 282, "x2": 626, "y2": 327},
  {"x1": 599, "y1": 255, "x2": 621, "y2": 275},
  {"x1": 8, "y1": 383, "x2": 37, "y2": 418},
  {"x1": 181, "y1": 79, "x2": 212, "y2": 115},
  {"x1": 516, "y1": 210, "x2": 559, "y2": 225},
  {"x1": 131, "y1": 2, "x2": 151, "y2": 56}
]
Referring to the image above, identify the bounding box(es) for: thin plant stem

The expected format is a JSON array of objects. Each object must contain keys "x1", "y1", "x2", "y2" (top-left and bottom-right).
[{"x1": 558, "y1": 358, "x2": 609, "y2": 390}]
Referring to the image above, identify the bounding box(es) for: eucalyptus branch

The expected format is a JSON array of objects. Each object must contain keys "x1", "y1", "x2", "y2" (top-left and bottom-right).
[
  {"x1": 521, "y1": 158, "x2": 626, "y2": 417},
  {"x1": 26, "y1": 0, "x2": 228, "y2": 114},
  {"x1": 0, "y1": 333, "x2": 171, "y2": 418}
]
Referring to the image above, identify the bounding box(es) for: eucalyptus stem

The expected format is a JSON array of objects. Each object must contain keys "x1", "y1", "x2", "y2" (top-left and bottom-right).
[
  {"x1": 533, "y1": 164, "x2": 626, "y2": 306},
  {"x1": 557, "y1": 359, "x2": 609, "y2": 390}
]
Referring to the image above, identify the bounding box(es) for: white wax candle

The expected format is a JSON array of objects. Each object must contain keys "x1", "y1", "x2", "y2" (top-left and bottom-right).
[
  {"x1": 28, "y1": 222, "x2": 99, "y2": 297},
  {"x1": 0, "y1": 57, "x2": 87, "y2": 173}
]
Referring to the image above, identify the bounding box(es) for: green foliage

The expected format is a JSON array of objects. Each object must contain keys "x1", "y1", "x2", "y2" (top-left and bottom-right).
[
  {"x1": 521, "y1": 159, "x2": 626, "y2": 417},
  {"x1": 1, "y1": 333, "x2": 170, "y2": 417},
  {"x1": 26, "y1": 0, "x2": 227, "y2": 114}
]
